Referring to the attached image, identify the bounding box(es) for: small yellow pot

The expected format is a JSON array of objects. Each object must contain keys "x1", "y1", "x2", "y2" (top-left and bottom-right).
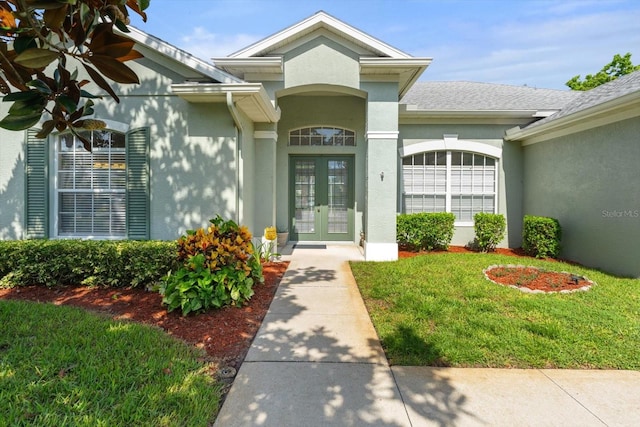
[{"x1": 264, "y1": 226, "x2": 277, "y2": 241}]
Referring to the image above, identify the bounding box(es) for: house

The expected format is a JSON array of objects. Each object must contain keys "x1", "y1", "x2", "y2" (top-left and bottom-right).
[{"x1": 1, "y1": 11, "x2": 638, "y2": 277}]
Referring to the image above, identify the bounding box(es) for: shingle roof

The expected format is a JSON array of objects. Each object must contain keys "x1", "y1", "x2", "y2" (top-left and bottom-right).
[
  {"x1": 524, "y1": 70, "x2": 640, "y2": 130},
  {"x1": 401, "y1": 81, "x2": 580, "y2": 111}
]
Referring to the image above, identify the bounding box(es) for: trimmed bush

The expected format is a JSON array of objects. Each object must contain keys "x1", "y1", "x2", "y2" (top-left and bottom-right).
[
  {"x1": 473, "y1": 213, "x2": 506, "y2": 252},
  {"x1": 397, "y1": 212, "x2": 455, "y2": 251},
  {"x1": 522, "y1": 215, "x2": 562, "y2": 258},
  {"x1": 0, "y1": 240, "x2": 178, "y2": 288},
  {"x1": 159, "y1": 216, "x2": 263, "y2": 316}
]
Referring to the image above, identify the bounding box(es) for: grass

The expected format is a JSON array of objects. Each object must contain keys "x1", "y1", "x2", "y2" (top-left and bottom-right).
[
  {"x1": 351, "y1": 252, "x2": 640, "y2": 369},
  {"x1": 0, "y1": 300, "x2": 221, "y2": 426}
]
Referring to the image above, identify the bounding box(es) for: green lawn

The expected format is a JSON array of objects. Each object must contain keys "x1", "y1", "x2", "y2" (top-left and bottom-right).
[
  {"x1": 0, "y1": 300, "x2": 221, "y2": 426},
  {"x1": 351, "y1": 253, "x2": 640, "y2": 369}
]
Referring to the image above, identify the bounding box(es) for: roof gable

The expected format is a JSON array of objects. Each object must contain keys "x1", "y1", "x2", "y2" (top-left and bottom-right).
[{"x1": 229, "y1": 11, "x2": 412, "y2": 59}]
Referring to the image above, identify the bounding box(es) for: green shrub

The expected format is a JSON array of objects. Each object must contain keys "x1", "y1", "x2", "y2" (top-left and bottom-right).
[
  {"x1": 397, "y1": 212, "x2": 455, "y2": 251},
  {"x1": 0, "y1": 240, "x2": 178, "y2": 288},
  {"x1": 522, "y1": 215, "x2": 562, "y2": 258},
  {"x1": 159, "y1": 216, "x2": 263, "y2": 316},
  {"x1": 473, "y1": 213, "x2": 506, "y2": 252}
]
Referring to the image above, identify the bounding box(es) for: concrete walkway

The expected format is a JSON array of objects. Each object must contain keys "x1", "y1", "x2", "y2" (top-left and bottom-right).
[{"x1": 214, "y1": 244, "x2": 640, "y2": 427}]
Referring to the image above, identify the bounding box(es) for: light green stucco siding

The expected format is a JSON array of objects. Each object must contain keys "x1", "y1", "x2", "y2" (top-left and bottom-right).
[
  {"x1": 0, "y1": 53, "x2": 243, "y2": 241},
  {"x1": 523, "y1": 117, "x2": 640, "y2": 278},
  {"x1": 362, "y1": 82, "x2": 399, "y2": 244},
  {"x1": 0, "y1": 100, "x2": 26, "y2": 239},
  {"x1": 284, "y1": 36, "x2": 360, "y2": 90}
]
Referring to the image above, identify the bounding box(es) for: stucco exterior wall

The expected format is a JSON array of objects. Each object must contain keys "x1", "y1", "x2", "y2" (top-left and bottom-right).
[
  {"x1": 0, "y1": 53, "x2": 242, "y2": 241},
  {"x1": 522, "y1": 117, "x2": 640, "y2": 278},
  {"x1": 284, "y1": 36, "x2": 360, "y2": 90},
  {"x1": 362, "y1": 81, "x2": 399, "y2": 253},
  {"x1": 0, "y1": 100, "x2": 26, "y2": 239},
  {"x1": 398, "y1": 123, "x2": 524, "y2": 248}
]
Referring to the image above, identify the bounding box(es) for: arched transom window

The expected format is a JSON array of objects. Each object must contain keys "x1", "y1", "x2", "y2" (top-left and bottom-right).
[
  {"x1": 402, "y1": 150, "x2": 498, "y2": 223},
  {"x1": 289, "y1": 126, "x2": 355, "y2": 146}
]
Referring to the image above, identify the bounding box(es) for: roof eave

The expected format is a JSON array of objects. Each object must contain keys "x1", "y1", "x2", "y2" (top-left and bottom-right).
[
  {"x1": 360, "y1": 58, "x2": 432, "y2": 98},
  {"x1": 400, "y1": 106, "x2": 545, "y2": 119},
  {"x1": 505, "y1": 91, "x2": 640, "y2": 143},
  {"x1": 122, "y1": 26, "x2": 242, "y2": 84},
  {"x1": 171, "y1": 83, "x2": 281, "y2": 123}
]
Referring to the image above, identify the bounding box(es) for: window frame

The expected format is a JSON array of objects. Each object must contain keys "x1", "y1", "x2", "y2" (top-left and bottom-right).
[
  {"x1": 399, "y1": 138, "x2": 501, "y2": 226},
  {"x1": 288, "y1": 126, "x2": 356, "y2": 147},
  {"x1": 50, "y1": 121, "x2": 131, "y2": 239}
]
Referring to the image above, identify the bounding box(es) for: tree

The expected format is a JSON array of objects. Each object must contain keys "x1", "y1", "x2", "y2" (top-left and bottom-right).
[
  {"x1": 0, "y1": 0, "x2": 150, "y2": 149},
  {"x1": 566, "y1": 52, "x2": 640, "y2": 91}
]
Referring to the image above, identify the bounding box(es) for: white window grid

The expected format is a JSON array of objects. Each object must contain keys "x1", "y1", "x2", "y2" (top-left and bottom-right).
[
  {"x1": 54, "y1": 130, "x2": 127, "y2": 238},
  {"x1": 289, "y1": 126, "x2": 356, "y2": 146},
  {"x1": 402, "y1": 150, "x2": 498, "y2": 224}
]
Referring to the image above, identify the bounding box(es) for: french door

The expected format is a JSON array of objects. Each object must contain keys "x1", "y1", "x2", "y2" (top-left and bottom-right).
[{"x1": 289, "y1": 156, "x2": 354, "y2": 241}]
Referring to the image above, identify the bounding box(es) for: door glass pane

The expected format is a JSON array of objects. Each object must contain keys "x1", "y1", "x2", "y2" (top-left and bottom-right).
[
  {"x1": 327, "y1": 160, "x2": 348, "y2": 233},
  {"x1": 294, "y1": 160, "x2": 316, "y2": 233}
]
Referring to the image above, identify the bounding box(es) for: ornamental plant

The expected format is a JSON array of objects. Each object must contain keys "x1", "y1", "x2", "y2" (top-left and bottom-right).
[
  {"x1": 396, "y1": 212, "x2": 455, "y2": 251},
  {"x1": 0, "y1": 1, "x2": 150, "y2": 148},
  {"x1": 473, "y1": 213, "x2": 506, "y2": 252},
  {"x1": 159, "y1": 215, "x2": 263, "y2": 316},
  {"x1": 522, "y1": 215, "x2": 562, "y2": 258}
]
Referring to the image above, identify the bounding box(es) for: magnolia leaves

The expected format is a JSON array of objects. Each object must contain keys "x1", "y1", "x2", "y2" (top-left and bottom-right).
[{"x1": 0, "y1": 0, "x2": 149, "y2": 141}]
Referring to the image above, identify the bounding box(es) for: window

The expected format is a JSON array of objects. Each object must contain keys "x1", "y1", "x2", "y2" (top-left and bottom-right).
[
  {"x1": 289, "y1": 127, "x2": 355, "y2": 146},
  {"x1": 24, "y1": 126, "x2": 149, "y2": 240},
  {"x1": 402, "y1": 150, "x2": 497, "y2": 222},
  {"x1": 56, "y1": 130, "x2": 126, "y2": 237}
]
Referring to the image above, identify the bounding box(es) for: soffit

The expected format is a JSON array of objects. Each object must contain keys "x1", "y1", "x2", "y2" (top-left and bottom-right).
[{"x1": 170, "y1": 83, "x2": 281, "y2": 123}]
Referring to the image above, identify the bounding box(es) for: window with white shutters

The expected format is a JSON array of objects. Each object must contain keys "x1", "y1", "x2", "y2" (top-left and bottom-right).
[
  {"x1": 55, "y1": 130, "x2": 126, "y2": 237},
  {"x1": 402, "y1": 150, "x2": 497, "y2": 222}
]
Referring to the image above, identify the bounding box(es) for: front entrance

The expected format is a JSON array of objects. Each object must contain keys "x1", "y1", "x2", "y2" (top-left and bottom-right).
[{"x1": 289, "y1": 156, "x2": 354, "y2": 241}]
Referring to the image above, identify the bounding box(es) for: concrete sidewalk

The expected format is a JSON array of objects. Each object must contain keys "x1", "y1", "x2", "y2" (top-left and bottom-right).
[{"x1": 214, "y1": 244, "x2": 640, "y2": 427}]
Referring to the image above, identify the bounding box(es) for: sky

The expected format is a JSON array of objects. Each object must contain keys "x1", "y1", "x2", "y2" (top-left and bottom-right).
[{"x1": 129, "y1": 0, "x2": 640, "y2": 90}]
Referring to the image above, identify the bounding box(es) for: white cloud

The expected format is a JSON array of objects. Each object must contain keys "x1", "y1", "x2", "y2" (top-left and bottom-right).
[
  {"x1": 178, "y1": 27, "x2": 261, "y2": 60},
  {"x1": 419, "y1": 7, "x2": 640, "y2": 89}
]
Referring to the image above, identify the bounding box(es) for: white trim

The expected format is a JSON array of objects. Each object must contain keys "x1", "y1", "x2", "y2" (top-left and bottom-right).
[
  {"x1": 230, "y1": 11, "x2": 412, "y2": 59},
  {"x1": 366, "y1": 131, "x2": 399, "y2": 140},
  {"x1": 505, "y1": 91, "x2": 640, "y2": 144},
  {"x1": 364, "y1": 242, "x2": 398, "y2": 261},
  {"x1": 254, "y1": 130, "x2": 278, "y2": 140},
  {"x1": 171, "y1": 82, "x2": 281, "y2": 123},
  {"x1": 399, "y1": 138, "x2": 502, "y2": 158}
]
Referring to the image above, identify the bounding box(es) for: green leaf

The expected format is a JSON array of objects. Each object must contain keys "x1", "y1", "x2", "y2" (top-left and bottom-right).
[
  {"x1": 14, "y1": 48, "x2": 60, "y2": 69},
  {"x1": 3, "y1": 91, "x2": 42, "y2": 102},
  {"x1": 14, "y1": 37, "x2": 37, "y2": 55},
  {"x1": 27, "y1": 79, "x2": 52, "y2": 94},
  {"x1": 137, "y1": 0, "x2": 150, "y2": 11},
  {"x1": 8, "y1": 97, "x2": 46, "y2": 115},
  {"x1": 0, "y1": 112, "x2": 42, "y2": 131},
  {"x1": 56, "y1": 94, "x2": 78, "y2": 113}
]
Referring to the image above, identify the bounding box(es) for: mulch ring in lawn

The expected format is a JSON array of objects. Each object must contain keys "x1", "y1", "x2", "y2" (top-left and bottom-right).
[{"x1": 483, "y1": 265, "x2": 595, "y2": 293}]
